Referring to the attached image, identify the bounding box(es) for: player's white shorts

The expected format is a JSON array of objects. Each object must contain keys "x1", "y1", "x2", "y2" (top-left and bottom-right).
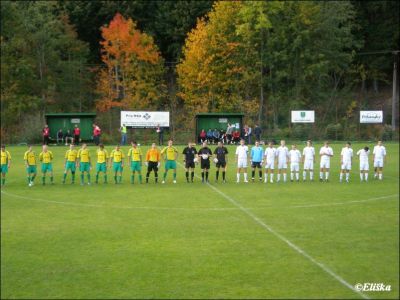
[
  {"x1": 360, "y1": 162, "x2": 369, "y2": 171},
  {"x1": 237, "y1": 159, "x2": 248, "y2": 168},
  {"x1": 277, "y1": 161, "x2": 287, "y2": 169},
  {"x1": 341, "y1": 161, "x2": 352, "y2": 170},
  {"x1": 265, "y1": 161, "x2": 275, "y2": 169},
  {"x1": 290, "y1": 163, "x2": 299, "y2": 172},
  {"x1": 304, "y1": 160, "x2": 314, "y2": 170},
  {"x1": 374, "y1": 159, "x2": 383, "y2": 168},
  {"x1": 320, "y1": 160, "x2": 330, "y2": 169}
]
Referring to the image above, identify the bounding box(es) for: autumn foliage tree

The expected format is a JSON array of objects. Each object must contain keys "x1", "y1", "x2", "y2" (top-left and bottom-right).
[{"x1": 96, "y1": 13, "x2": 165, "y2": 112}]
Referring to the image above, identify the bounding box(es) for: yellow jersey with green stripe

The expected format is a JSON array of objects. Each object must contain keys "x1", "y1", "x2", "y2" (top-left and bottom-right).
[
  {"x1": 39, "y1": 151, "x2": 53, "y2": 163},
  {"x1": 24, "y1": 151, "x2": 37, "y2": 165},
  {"x1": 65, "y1": 149, "x2": 78, "y2": 162},
  {"x1": 128, "y1": 147, "x2": 142, "y2": 161},
  {"x1": 96, "y1": 149, "x2": 108, "y2": 163},
  {"x1": 1, "y1": 150, "x2": 11, "y2": 164},
  {"x1": 110, "y1": 149, "x2": 124, "y2": 163},
  {"x1": 77, "y1": 149, "x2": 90, "y2": 163},
  {"x1": 161, "y1": 146, "x2": 178, "y2": 161}
]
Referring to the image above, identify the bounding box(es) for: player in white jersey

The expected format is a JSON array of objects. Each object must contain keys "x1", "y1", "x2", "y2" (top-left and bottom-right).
[
  {"x1": 276, "y1": 140, "x2": 289, "y2": 182},
  {"x1": 319, "y1": 141, "x2": 333, "y2": 182},
  {"x1": 340, "y1": 142, "x2": 353, "y2": 183},
  {"x1": 357, "y1": 146, "x2": 370, "y2": 182},
  {"x1": 373, "y1": 140, "x2": 386, "y2": 180},
  {"x1": 235, "y1": 139, "x2": 249, "y2": 183},
  {"x1": 302, "y1": 140, "x2": 315, "y2": 181},
  {"x1": 289, "y1": 144, "x2": 301, "y2": 182},
  {"x1": 263, "y1": 141, "x2": 276, "y2": 183}
]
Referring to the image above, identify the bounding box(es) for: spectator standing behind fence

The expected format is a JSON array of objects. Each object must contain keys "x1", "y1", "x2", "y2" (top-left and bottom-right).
[
  {"x1": 73, "y1": 124, "x2": 81, "y2": 145},
  {"x1": 247, "y1": 125, "x2": 252, "y2": 144},
  {"x1": 232, "y1": 130, "x2": 241, "y2": 144},
  {"x1": 120, "y1": 124, "x2": 127, "y2": 145},
  {"x1": 93, "y1": 124, "x2": 101, "y2": 146},
  {"x1": 42, "y1": 124, "x2": 50, "y2": 145},
  {"x1": 199, "y1": 129, "x2": 206, "y2": 144},
  {"x1": 254, "y1": 124, "x2": 261, "y2": 142},
  {"x1": 57, "y1": 129, "x2": 64, "y2": 145},
  {"x1": 226, "y1": 123, "x2": 234, "y2": 144},
  {"x1": 156, "y1": 124, "x2": 164, "y2": 146},
  {"x1": 206, "y1": 129, "x2": 213, "y2": 144}
]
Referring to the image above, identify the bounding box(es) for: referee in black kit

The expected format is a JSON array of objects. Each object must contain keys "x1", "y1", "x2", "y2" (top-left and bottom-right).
[
  {"x1": 198, "y1": 141, "x2": 213, "y2": 183},
  {"x1": 214, "y1": 141, "x2": 229, "y2": 183},
  {"x1": 182, "y1": 142, "x2": 197, "y2": 182}
]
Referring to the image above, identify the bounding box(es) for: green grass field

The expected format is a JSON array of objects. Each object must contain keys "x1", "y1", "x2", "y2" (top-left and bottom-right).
[{"x1": 1, "y1": 142, "x2": 399, "y2": 299}]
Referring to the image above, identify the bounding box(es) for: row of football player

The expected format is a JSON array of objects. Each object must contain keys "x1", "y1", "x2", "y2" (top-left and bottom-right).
[
  {"x1": 230, "y1": 139, "x2": 387, "y2": 183},
  {"x1": 0, "y1": 139, "x2": 387, "y2": 186}
]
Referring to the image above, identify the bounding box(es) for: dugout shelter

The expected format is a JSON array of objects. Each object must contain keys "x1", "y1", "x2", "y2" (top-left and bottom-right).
[
  {"x1": 45, "y1": 113, "x2": 96, "y2": 141},
  {"x1": 195, "y1": 113, "x2": 244, "y2": 137}
]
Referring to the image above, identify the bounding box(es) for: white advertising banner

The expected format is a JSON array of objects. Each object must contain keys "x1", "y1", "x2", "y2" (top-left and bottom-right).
[
  {"x1": 360, "y1": 111, "x2": 383, "y2": 123},
  {"x1": 121, "y1": 111, "x2": 170, "y2": 128},
  {"x1": 291, "y1": 111, "x2": 315, "y2": 123}
]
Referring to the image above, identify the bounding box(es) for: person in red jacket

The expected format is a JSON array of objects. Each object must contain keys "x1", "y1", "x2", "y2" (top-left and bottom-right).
[
  {"x1": 232, "y1": 130, "x2": 241, "y2": 144},
  {"x1": 199, "y1": 129, "x2": 206, "y2": 144},
  {"x1": 92, "y1": 123, "x2": 101, "y2": 146},
  {"x1": 73, "y1": 124, "x2": 81, "y2": 145},
  {"x1": 42, "y1": 124, "x2": 50, "y2": 145}
]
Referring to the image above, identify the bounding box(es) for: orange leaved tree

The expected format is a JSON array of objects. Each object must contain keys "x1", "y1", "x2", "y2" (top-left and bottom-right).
[{"x1": 96, "y1": 13, "x2": 165, "y2": 112}]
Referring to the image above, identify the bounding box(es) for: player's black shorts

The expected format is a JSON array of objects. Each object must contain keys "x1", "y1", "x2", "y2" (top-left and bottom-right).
[
  {"x1": 185, "y1": 161, "x2": 195, "y2": 169},
  {"x1": 147, "y1": 161, "x2": 158, "y2": 172},
  {"x1": 201, "y1": 160, "x2": 210, "y2": 169},
  {"x1": 252, "y1": 162, "x2": 262, "y2": 168},
  {"x1": 216, "y1": 161, "x2": 226, "y2": 168}
]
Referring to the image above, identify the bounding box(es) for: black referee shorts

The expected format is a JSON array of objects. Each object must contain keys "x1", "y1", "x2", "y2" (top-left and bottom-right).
[
  {"x1": 216, "y1": 161, "x2": 227, "y2": 168},
  {"x1": 185, "y1": 161, "x2": 195, "y2": 169},
  {"x1": 201, "y1": 160, "x2": 210, "y2": 170}
]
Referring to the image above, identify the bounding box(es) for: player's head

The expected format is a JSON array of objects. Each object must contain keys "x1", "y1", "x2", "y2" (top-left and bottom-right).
[
  {"x1": 346, "y1": 141, "x2": 351, "y2": 147},
  {"x1": 116, "y1": 144, "x2": 120, "y2": 150},
  {"x1": 42, "y1": 144, "x2": 48, "y2": 151},
  {"x1": 377, "y1": 140, "x2": 382, "y2": 146},
  {"x1": 218, "y1": 141, "x2": 223, "y2": 147},
  {"x1": 82, "y1": 143, "x2": 87, "y2": 149},
  {"x1": 280, "y1": 140, "x2": 285, "y2": 146},
  {"x1": 69, "y1": 144, "x2": 74, "y2": 149},
  {"x1": 45, "y1": 124, "x2": 48, "y2": 128},
  {"x1": 188, "y1": 141, "x2": 192, "y2": 147},
  {"x1": 168, "y1": 140, "x2": 173, "y2": 146},
  {"x1": 202, "y1": 141, "x2": 207, "y2": 147},
  {"x1": 151, "y1": 142, "x2": 156, "y2": 149},
  {"x1": 240, "y1": 139, "x2": 245, "y2": 145},
  {"x1": 75, "y1": 124, "x2": 78, "y2": 128},
  {"x1": 292, "y1": 144, "x2": 297, "y2": 150},
  {"x1": 1, "y1": 145, "x2": 4, "y2": 151},
  {"x1": 307, "y1": 140, "x2": 312, "y2": 147},
  {"x1": 255, "y1": 140, "x2": 259, "y2": 147},
  {"x1": 364, "y1": 146, "x2": 369, "y2": 152},
  {"x1": 131, "y1": 141, "x2": 137, "y2": 147},
  {"x1": 324, "y1": 141, "x2": 329, "y2": 146},
  {"x1": 268, "y1": 141, "x2": 273, "y2": 147},
  {"x1": 27, "y1": 145, "x2": 32, "y2": 151},
  {"x1": 99, "y1": 143, "x2": 104, "y2": 149}
]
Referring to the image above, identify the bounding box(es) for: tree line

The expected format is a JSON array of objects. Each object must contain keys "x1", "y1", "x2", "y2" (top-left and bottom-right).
[{"x1": 1, "y1": 1, "x2": 399, "y2": 143}]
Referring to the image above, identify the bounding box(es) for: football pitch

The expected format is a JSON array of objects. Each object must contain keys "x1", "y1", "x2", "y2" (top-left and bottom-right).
[{"x1": 1, "y1": 142, "x2": 399, "y2": 299}]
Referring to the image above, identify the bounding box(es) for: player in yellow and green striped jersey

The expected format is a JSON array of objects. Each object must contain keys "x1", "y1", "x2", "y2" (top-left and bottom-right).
[
  {"x1": 160, "y1": 139, "x2": 179, "y2": 184},
  {"x1": 63, "y1": 144, "x2": 78, "y2": 184},
  {"x1": 110, "y1": 144, "x2": 125, "y2": 184},
  {"x1": 95, "y1": 144, "x2": 109, "y2": 184},
  {"x1": 39, "y1": 145, "x2": 54, "y2": 185},
  {"x1": 127, "y1": 141, "x2": 142, "y2": 184},
  {"x1": 1, "y1": 145, "x2": 12, "y2": 186},
  {"x1": 77, "y1": 143, "x2": 91, "y2": 185},
  {"x1": 24, "y1": 145, "x2": 37, "y2": 187}
]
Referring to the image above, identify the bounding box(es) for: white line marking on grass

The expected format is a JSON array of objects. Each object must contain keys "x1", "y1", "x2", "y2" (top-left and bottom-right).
[
  {"x1": 177, "y1": 163, "x2": 370, "y2": 299},
  {"x1": 0, "y1": 190, "x2": 237, "y2": 212},
  {"x1": 288, "y1": 194, "x2": 398, "y2": 208}
]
